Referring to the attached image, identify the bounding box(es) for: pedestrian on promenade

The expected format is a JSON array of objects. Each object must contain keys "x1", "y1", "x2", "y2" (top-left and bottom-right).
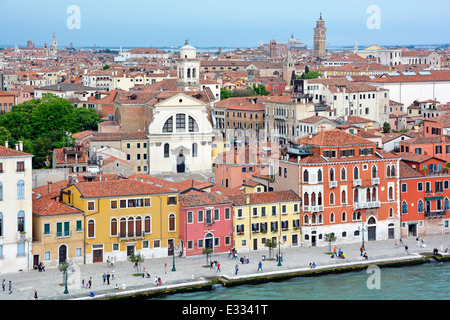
[
  {"x1": 2, "y1": 279, "x2": 5, "y2": 291},
  {"x1": 235, "y1": 264, "x2": 239, "y2": 275},
  {"x1": 333, "y1": 247, "x2": 337, "y2": 257},
  {"x1": 360, "y1": 246, "x2": 364, "y2": 256},
  {"x1": 107, "y1": 256, "x2": 111, "y2": 268},
  {"x1": 405, "y1": 245, "x2": 409, "y2": 255},
  {"x1": 216, "y1": 262, "x2": 221, "y2": 273},
  {"x1": 164, "y1": 263, "x2": 167, "y2": 274},
  {"x1": 399, "y1": 237, "x2": 403, "y2": 246},
  {"x1": 8, "y1": 281, "x2": 12, "y2": 294},
  {"x1": 111, "y1": 269, "x2": 115, "y2": 280},
  {"x1": 102, "y1": 273, "x2": 106, "y2": 285},
  {"x1": 34, "y1": 290, "x2": 38, "y2": 300},
  {"x1": 88, "y1": 277, "x2": 92, "y2": 289},
  {"x1": 257, "y1": 261, "x2": 263, "y2": 272},
  {"x1": 106, "y1": 272, "x2": 110, "y2": 285},
  {"x1": 417, "y1": 237, "x2": 421, "y2": 247}
]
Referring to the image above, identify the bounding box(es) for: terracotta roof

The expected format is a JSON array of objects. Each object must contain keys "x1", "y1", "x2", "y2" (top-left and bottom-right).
[
  {"x1": 32, "y1": 192, "x2": 83, "y2": 217},
  {"x1": 296, "y1": 129, "x2": 375, "y2": 147},
  {"x1": 179, "y1": 192, "x2": 232, "y2": 208},
  {"x1": 0, "y1": 145, "x2": 32, "y2": 157},
  {"x1": 424, "y1": 114, "x2": 450, "y2": 127},
  {"x1": 73, "y1": 179, "x2": 177, "y2": 198},
  {"x1": 399, "y1": 161, "x2": 424, "y2": 179},
  {"x1": 227, "y1": 190, "x2": 300, "y2": 206}
]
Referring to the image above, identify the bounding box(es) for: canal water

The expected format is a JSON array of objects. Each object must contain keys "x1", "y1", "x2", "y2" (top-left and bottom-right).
[{"x1": 154, "y1": 261, "x2": 450, "y2": 300}]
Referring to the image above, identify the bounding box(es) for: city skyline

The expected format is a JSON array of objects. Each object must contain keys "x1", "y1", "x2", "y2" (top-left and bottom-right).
[{"x1": 0, "y1": 0, "x2": 449, "y2": 49}]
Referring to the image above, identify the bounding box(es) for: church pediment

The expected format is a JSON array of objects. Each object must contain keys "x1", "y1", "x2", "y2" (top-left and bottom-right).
[{"x1": 154, "y1": 92, "x2": 206, "y2": 108}]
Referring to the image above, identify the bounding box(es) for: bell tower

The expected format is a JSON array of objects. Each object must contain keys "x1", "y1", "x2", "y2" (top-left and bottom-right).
[
  {"x1": 176, "y1": 40, "x2": 200, "y2": 91},
  {"x1": 313, "y1": 13, "x2": 327, "y2": 61}
]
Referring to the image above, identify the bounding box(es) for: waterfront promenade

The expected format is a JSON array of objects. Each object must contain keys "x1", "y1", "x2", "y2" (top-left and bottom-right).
[{"x1": 1, "y1": 234, "x2": 449, "y2": 300}]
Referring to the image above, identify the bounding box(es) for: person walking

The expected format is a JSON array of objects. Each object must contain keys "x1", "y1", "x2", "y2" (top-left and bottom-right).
[
  {"x1": 216, "y1": 262, "x2": 221, "y2": 273},
  {"x1": 88, "y1": 277, "x2": 92, "y2": 289},
  {"x1": 106, "y1": 272, "x2": 110, "y2": 285},
  {"x1": 8, "y1": 281, "x2": 12, "y2": 294},
  {"x1": 257, "y1": 261, "x2": 263, "y2": 272},
  {"x1": 34, "y1": 290, "x2": 38, "y2": 300},
  {"x1": 111, "y1": 269, "x2": 115, "y2": 280},
  {"x1": 2, "y1": 279, "x2": 5, "y2": 291},
  {"x1": 360, "y1": 246, "x2": 364, "y2": 256},
  {"x1": 102, "y1": 273, "x2": 106, "y2": 285},
  {"x1": 333, "y1": 247, "x2": 337, "y2": 257},
  {"x1": 235, "y1": 264, "x2": 239, "y2": 275},
  {"x1": 164, "y1": 263, "x2": 167, "y2": 274},
  {"x1": 405, "y1": 245, "x2": 409, "y2": 255}
]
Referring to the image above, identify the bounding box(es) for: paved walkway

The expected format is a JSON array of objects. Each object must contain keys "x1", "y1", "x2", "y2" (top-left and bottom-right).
[{"x1": 1, "y1": 234, "x2": 449, "y2": 300}]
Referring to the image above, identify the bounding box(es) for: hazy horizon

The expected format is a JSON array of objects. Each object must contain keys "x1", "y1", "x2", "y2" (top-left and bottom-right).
[{"x1": 0, "y1": 0, "x2": 449, "y2": 49}]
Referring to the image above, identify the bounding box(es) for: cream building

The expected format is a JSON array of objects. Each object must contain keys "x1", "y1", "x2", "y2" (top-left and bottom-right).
[
  {"x1": 147, "y1": 93, "x2": 213, "y2": 175},
  {"x1": 0, "y1": 142, "x2": 34, "y2": 273}
]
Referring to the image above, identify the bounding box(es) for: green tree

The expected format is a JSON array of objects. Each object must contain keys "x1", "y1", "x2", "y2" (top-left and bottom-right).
[
  {"x1": 129, "y1": 252, "x2": 145, "y2": 274},
  {"x1": 324, "y1": 233, "x2": 337, "y2": 253},
  {"x1": 203, "y1": 247, "x2": 214, "y2": 266},
  {"x1": 103, "y1": 64, "x2": 111, "y2": 70},
  {"x1": 383, "y1": 122, "x2": 391, "y2": 133},
  {"x1": 220, "y1": 88, "x2": 233, "y2": 100},
  {"x1": 0, "y1": 126, "x2": 13, "y2": 147},
  {"x1": 264, "y1": 239, "x2": 277, "y2": 260},
  {"x1": 252, "y1": 84, "x2": 270, "y2": 96}
]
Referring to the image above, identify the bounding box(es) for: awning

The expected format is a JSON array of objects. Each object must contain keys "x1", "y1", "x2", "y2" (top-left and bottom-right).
[{"x1": 425, "y1": 196, "x2": 443, "y2": 201}]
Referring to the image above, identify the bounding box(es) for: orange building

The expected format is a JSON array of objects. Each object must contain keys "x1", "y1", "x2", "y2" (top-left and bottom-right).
[
  {"x1": 0, "y1": 91, "x2": 17, "y2": 112},
  {"x1": 270, "y1": 129, "x2": 402, "y2": 247}
]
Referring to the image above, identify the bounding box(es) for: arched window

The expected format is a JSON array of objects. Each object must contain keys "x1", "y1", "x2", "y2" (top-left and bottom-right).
[
  {"x1": 169, "y1": 214, "x2": 176, "y2": 232},
  {"x1": 164, "y1": 143, "x2": 170, "y2": 158},
  {"x1": 176, "y1": 113, "x2": 186, "y2": 132},
  {"x1": 418, "y1": 200, "x2": 424, "y2": 213},
  {"x1": 162, "y1": 116, "x2": 173, "y2": 132},
  {"x1": 120, "y1": 217, "x2": 126, "y2": 237},
  {"x1": 303, "y1": 169, "x2": 309, "y2": 182},
  {"x1": 388, "y1": 186, "x2": 394, "y2": 200},
  {"x1": 304, "y1": 214, "x2": 309, "y2": 224},
  {"x1": 342, "y1": 211, "x2": 347, "y2": 222},
  {"x1": 389, "y1": 207, "x2": 394, "y2": 218},
  {"x1": 353, "y1": 166, "x2": 359, "y2": 180},
  {"x1": 329, "y1": 192, "x2": 335, "y2": 205},
  {"x1": 318, "y1": 213, "x2": 323, "y2": 224},
  {"x1": 136, "y1": 216, "x2": 142, "y2": 237},
  {"x1": 317, "y1": 169, "x2": 322, "y2": 182},
  {"x1": 187, "y1": 68, "x2": 191, "y2": 78},
  {"x1": 17, "y1": 210, "x2": 25, "y2": 232},
  {"x1": 354, "y1": 189, "x2": 358, "y2": 203},
  {"x1": 311, "y1": 192, "x2": 316, "y2": 206},
  {"x1": 88, "y1": 219, "x2": 95, "y2": 238},
  {"x1": 144, "y1": 216, "x2": 151, "y2": 233},
  {"x1": 311, "y1": 213, "x2": 317, "y2": 224},
  {"x1": 110, "y1": 218, "x2": 118, "y2": 236},
  {"x1": 192, "y1": 143, "x2": 198, "y2": 157},
  {"x1": 445, "y1": 198, "x2": 449, "y2": 211},
  {"x1": 303, "y1": 192, "x2": 309, "y2": 206},
  {"x1": 372, "y1": 187, "x2": 377, "y2": 201},
  {"x1": 0, "y1": 182, "x2": 3, "y2": 201},
  {"x1": 402, "y1": 201, "x2": 408, "y2": 214},
  {"x1": 330, "y1": 212, "x2": 335, "y2": 223},
  {"x1": 372, "y1": 165, "x2": 378, "y2": 178},
  {"x1": 391, "y1": 165, "x2": 396, "y2": 177},
  {"x1": 366, "y1": 188, "x2": 371, "y2": 202},
  {"x1": 188, "y1": 116, "x2": 199, "y2": 132},
  {"x1": 329, "y1": 167, "x2": 335, "y2": 181},
  {"x1": 341, "y1": 167, "x2": 346, "y2": 181},
  {"x1": 341, "y1": 190, "x2": 346, "y2": 204},
  {"x1": 386, "y1": 165, "x2": 391, "y2": 177},
  {"x1": 127, "y1": 217, "x2": 134, "y2": 237},
  {"x1": 318, "y1": 192, "x2": 322, "y2": 206},
  {"x1": 192, "y1": 68, "x2": 196, "y2": 79},
  {"x1": 17, "y1": 180, "x2": 25, "y2": 199},
  {"x1": 368, "y1": 216, "x2": 376, "y2": 225}
]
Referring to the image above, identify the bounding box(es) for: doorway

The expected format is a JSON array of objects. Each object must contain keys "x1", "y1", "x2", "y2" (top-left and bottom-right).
[
  {"x1": 93, "y1": 249, "x2": 103, "y2": 263},
  {"x1": 205, "y1": 233, "x2": 213, "y2": 251},
  {"x1": 368, "y1": 227, "x2": 376, "y2": 241},
  {"x1": 59, "y1": 244, "x2": 67, "y2": 264},
  {"x1": 177, "y1": 152, "x2": 185, "y2": 173},
  {"x1": 168, "y1": 239, "x2": 174, "y2": 256},
  {"x1": 388, "y1": 223, "x2": 395, "y2": 239},
  {"x1": 408, "y1": 224, "x2": 417, "y2": 238},
  {"x1": 33, "y1": 254, "x2": 39, "y2": 269},
  {"x1": 311, "y1": 235, "x2": 317, "y2": 247},
  {"x1": 253, "y1": 238, "x2": 258, "y2": 251},
  {"x1": 126, "y1": 245, "x2": 135, "y2": 257}
]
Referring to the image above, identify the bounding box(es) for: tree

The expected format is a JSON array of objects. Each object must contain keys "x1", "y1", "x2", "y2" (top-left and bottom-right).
[
  {"x1": 264, "y1": 239, "x2": 277, "y2": 260},
  {"x1": 103, "y1": 64, "x2": 111, "y2": 70},
  {"x1": 252, "y1": 84, "x2": 270, "y2": 96},
  {"x1": 220, "y1": 88, "x2": 233, "y2": 100},
  {"x1": 290, "y1": 70, "x2": 297, "y2": 86},
  {"x1": 383, "y1": 122, "x2": 391, "y2": 133},
  {"x1": 203, "y1": 247, "x2": 213, "y2": 266},
  {"x1": 324, "y1": 233, "x2": 337, "y2": 253},
  {"x1": 129, "y1": 252, "x2": 145, "y2": 274}
]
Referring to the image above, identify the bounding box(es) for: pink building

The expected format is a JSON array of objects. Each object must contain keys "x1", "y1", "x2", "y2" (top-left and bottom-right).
[{"x1": 179, "y1": 192, "x2": 234, "y2": 257}]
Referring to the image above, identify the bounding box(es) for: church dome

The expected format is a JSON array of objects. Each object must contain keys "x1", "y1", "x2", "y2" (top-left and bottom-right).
[{"x1": 180, "y1": 40, "x2": 196, "y2": 59}]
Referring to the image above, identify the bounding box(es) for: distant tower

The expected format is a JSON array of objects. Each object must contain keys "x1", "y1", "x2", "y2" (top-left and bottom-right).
[
  {"x1": 50, "y1": 33, "x2": 57, "y2": 56},
  {"x1": 270, "y1": 40, "x2": 277, "y2": 59},
  {"x1": 283, "y1": 51, "x2": 295, "y2": 84},
  {"x1": 354, "y1": 41, "x2": 358, "y2": 54},
  {"x1": 27, "y1": 40, "x2": 33, "y2": 48},
  {"x1": 313, "y1": 13, "x2": 327, "y2": 61},
  {"x1": 176, "y1": 40, "x2": 200, "y2": 91},
  {"x1": 44, "y1": 42, "x2": 49, "y2": 56}
]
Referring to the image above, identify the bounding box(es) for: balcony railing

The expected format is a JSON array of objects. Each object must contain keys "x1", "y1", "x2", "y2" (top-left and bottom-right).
[
  {"x1": 56, "y1": 231, "x2": 72, "y2": 238},
  {"x1": 353, "y1": 179, "x2": 362, "y2": 187},
  {"x1": 118, "y1": 231, "x2": 144, "y2": 240},
  {"x1": 329, "y1": 180, "x2": 338, "y2": 188},
  {"x1": 372, "y1": 177, "x2": 380, "y2": 185},
  {"x1": 424, "y1": 210, "x2": 447, "y2": 218}
]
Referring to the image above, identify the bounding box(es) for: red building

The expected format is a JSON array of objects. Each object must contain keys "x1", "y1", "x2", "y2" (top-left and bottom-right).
[
  {"x1": 179, "y1": 192, "x2": 234, "y2": 257},
  {"x1": 400, "y1": 135, "x2": 450, "y2": 163},
  {"x1": 399, "y1": 157, "x2": 450, "y2": 238},
  {"x1": 269, "y1": 129, "x2": 402, "y2": 247}
]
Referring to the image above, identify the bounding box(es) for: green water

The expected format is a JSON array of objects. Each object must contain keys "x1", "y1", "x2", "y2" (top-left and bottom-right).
[{"x1": 155, "y1": 262, "x2": 450, "y2": 300}]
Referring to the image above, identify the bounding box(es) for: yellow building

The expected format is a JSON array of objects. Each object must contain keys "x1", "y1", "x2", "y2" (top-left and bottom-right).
[
  {"x1": 61, "y1": 177, "x2": 180, "y2": 264},
  {"x1": 228, "y1": 190, "x2": 301, "y2": 253},
  {"x1": 32, "y1": 181, "x2": 85, "y2": 269}
]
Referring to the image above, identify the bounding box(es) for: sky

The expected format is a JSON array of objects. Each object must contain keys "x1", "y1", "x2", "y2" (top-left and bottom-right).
[{"x1": 0, "y1": 0, "x2": 449, "y2": 49}]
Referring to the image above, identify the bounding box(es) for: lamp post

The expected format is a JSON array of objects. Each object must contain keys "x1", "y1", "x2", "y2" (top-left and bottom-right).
[
  {"x1": 277, "y1": 236, "x2": 282, "y2": 267},
  {"x1": 359, "y1": 221, "x2": 366, "y2": 251},
  {"x1": 172, "y1": 243, "x2": 176, "y2": 272}
]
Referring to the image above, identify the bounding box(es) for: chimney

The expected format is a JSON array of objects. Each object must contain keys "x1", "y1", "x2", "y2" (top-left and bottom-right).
[
  {"x1": 15, "y1": 144, "x2": 18, "y2": 150},
  {"x1": 246, "y1": 194, "x2": 250, "y2": 204},
  {"x1": 309, "y1": 133, "x2": 313, "y2": 139},
  {"x1": 4, "y1": 141, "x2": 8, "y2": 148},
  {"x1": 47, "y1": 181, "x2": 53, "y2": 193},
  {"x1": 19, "y1": 141, "x2": 23, "y2": 151}
]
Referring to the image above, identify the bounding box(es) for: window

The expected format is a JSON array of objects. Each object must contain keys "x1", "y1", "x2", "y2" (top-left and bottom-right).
[
  {"x1": 18, "y1": 210, "x2": 25, "y2": 232},
  {"x1": 176, "y1": 114, "x2": 186, "y2": 132},
  {"x1": 110, "y1": 218, "x2": 118, "y2": 236},
  {"x1": 225, "y1": 208, "x2": 231, "y2": 220},
  {"x1": 145, "y1": 216, "x2": 151, "y2": 233},
  {"x1": 44, "y1": 223, "x2": 50, "y2": 235},
  {"x1": 418, "y1": 182, "x2": 423, "y2": 191},
  {"x1": 198, "y1": 210, "x2": 204, "y2": 222},
  {"x1": 88, "y1": 201, "x2": 95, "y2": 211},
  {"x1": 17, "y1": 180, "x2": 25, "y2": 199},
  {"x1": 17, "y1": 161, "x2": 25, "y2": 172},
  {"x1": 341, "y1": 190, "x2": 347, "y2": 204},
  {"x1": 303, "y1": 169, "x2": 309, "y2": 182},
  {"x1": 76, "y1": 220, "x2": 82, "y2": 232},
  {"x1": 88, "y1": 220, "x2": 95, "y2": 238},
  {"x1": 168, "y1": 214, "x2": 176, "y2": 232},
  {"x1": 401, "y1": 183, "x2": 407, "y2": 192},
  {"x1": 341, "y1": 167, "x2": 346, "y2": 181},
  {"x1": 353, "y1": 166, "x2": 359, "y2": 180},
  {"x1": 261, "y1": 207, "x2": 266, "y2": 217},
  {"x1": 163, "y1": 116, "x2": 173, "y2": 132},
  {"x1": 187, "y1": 211, "x2": 193, "y2": 224},
  {"x1": 402, "y1": 201, "x2": 408, "y2": 214},
  {"x1": 164, "y1": 143, "x2": 170, "y2": 158},
  {"x1": 192, "y1": 143, "x2": 198, "y2": 157},
  {"x1": 188, "y1": 116, "x2": 199, "y2": 132},
  {"x1": 110, "y1": 200, "x2": 118, "y2": 209},
  {"x1": 271, "y1": 205, "x2": 277, "y2": 216},
  {"x1": 388, "y1": 186, "x2": 394, "y2": 200},
  {"x1": 372, "y1": 165, "x2": 378, "y2": 178},
  {"x1": 167, "y1": 196, "x2": 177, "y2": 205},
  {"x1": 418, "y1": 200, "x2": 424, "y2": 213}
]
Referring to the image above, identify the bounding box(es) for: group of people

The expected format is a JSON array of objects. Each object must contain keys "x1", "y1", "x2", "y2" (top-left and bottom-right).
[
  {"x1": 210, "y1": 260, "x2": 221, "y2": 272},
  {"x1": 333, "y1": 247, "x2": 347, "y2": 259},
  {"x1": 228, "y1": 248, "x2": 238, "y2": 259},
  {"x1": 239, "y1": 256, "x2": 250, "y2": 264},
  {"x1": 2, "y1": 279, "x2": 12, "y2": 294}
]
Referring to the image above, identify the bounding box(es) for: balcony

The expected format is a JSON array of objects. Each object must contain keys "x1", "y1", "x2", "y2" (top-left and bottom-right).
[
  {"x1": 118, "y1": 232, "x2": 144, "y2": 241},
  {"x1": 56, "y1": 231, "x2": 72, "y2": 238},
  {"x1": 368, "y1": 201, "x2": 381, "y2": 208},
  {"x1": 17, "y1": 232, "x2": 27, "y2": 241},
  {"x1": 329, "y1": 180, "x2": 338, "y2": 188},
  {"x1": 424, "y1": 210, "x2": 447, "y2": 218},
  {"x1": 372, "y1": 177, "x2": 380, "y2": 185},
  {"x1": 353, "y1": 179, "x2": 362, "y2": 187},
  {"x1": 274, "y1": 115, "x2": 288, "y2": 121}
]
